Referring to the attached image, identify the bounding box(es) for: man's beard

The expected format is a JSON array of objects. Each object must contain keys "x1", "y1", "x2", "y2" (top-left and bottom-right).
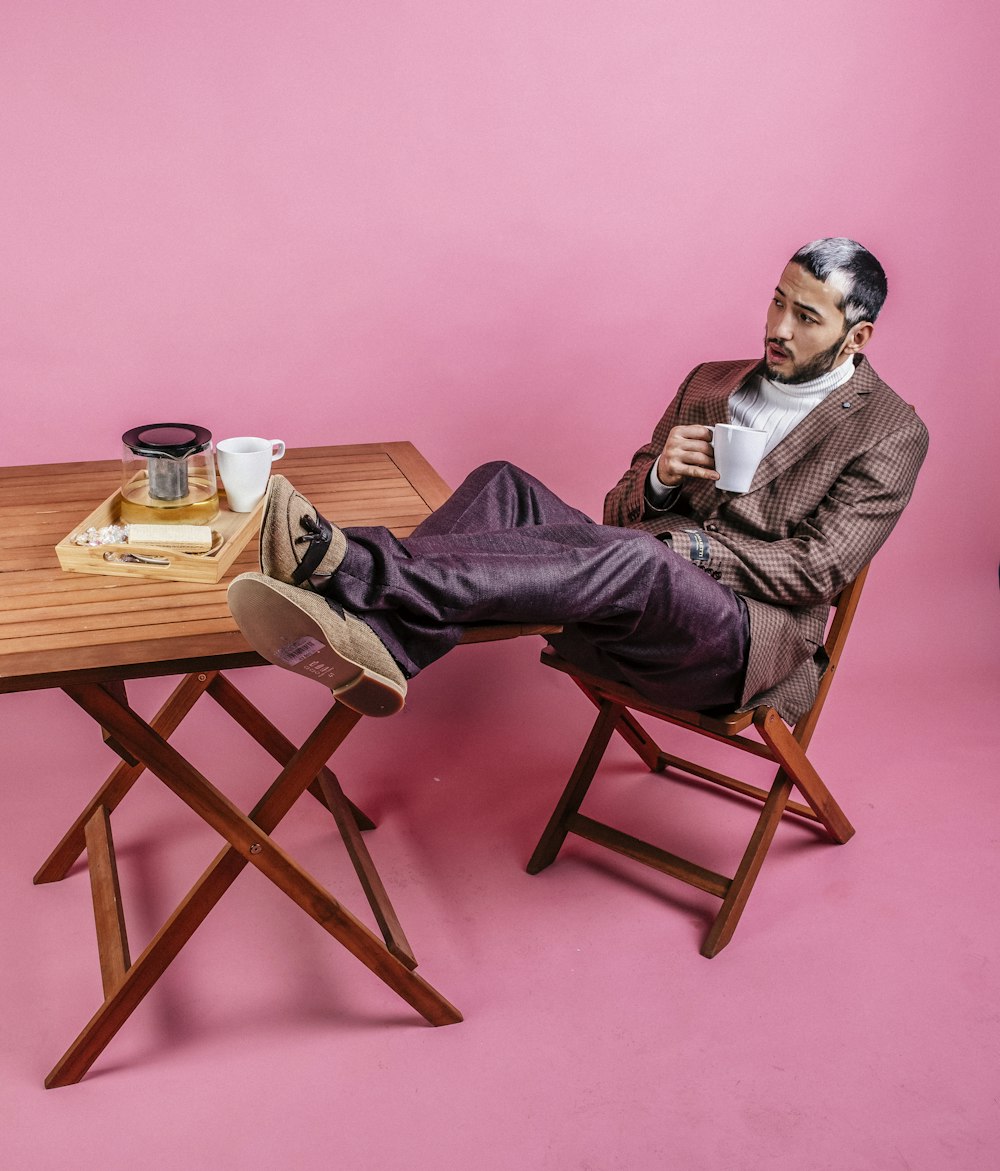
[{"x1": 765, "y1": 332, "x2": 849, "y2": 384}]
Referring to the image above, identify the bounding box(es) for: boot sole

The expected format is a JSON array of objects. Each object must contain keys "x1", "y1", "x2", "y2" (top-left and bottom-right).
[{"x1": 228, "y1": 576, "x2": 405, "y2": 717}]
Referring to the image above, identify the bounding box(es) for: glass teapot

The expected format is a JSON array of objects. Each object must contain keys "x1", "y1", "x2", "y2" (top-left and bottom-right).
[{"x1": 120, "y1": 423, "x2": 220, "y2": 524}]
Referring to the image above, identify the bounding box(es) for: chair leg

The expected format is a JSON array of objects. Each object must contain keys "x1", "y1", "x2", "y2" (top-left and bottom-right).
[
  {"x1": 700, "y1": 772, "x2": 795, "y2": 957},
  {"x1": 701, "y1": 710, "x2": 855, "y2": 957},
  {"x1": 527, "y1": 699, "x2": 622, "y2": 874},
  {"x1": 569, "y1": 678, "x2": 665, "y2": 772},
  {"x1": 755, "y1": 709, "x2": 855, "y2": 843},
  {"x1": 614, "y1": 709, "x2": 666, "y2": 772}
]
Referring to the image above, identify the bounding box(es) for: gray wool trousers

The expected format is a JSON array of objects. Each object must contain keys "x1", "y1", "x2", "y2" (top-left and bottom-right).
[{"x1": 319, "y1": 461, "x2": 749, "y2": 712}]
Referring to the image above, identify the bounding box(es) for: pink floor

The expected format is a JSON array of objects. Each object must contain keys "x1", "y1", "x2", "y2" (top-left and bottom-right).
[{"x1": 2, "y1": 568, "x2": 997, "y2": 1170}]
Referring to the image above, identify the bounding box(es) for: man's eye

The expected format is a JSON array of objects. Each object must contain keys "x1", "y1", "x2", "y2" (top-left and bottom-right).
[{"x1": 799, "y1": 313, "x2": 816, "y2": 324}]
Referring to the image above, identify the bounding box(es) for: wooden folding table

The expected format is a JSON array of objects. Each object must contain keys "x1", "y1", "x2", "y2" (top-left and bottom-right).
[{"x1": 0, "y1": 442, "x2": 465, "y2": 1087}]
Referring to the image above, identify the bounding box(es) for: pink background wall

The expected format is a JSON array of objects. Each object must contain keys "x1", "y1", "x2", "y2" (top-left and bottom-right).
[
  {"x1": 2, "y1": 3, "x2": 999, "y2": 1164},
  {"x1": 5, "y1": 0, "x2": 997, "y2": 755},
  {"x1": 4, "y1": 1, "x2": 997, "y2": 685}
]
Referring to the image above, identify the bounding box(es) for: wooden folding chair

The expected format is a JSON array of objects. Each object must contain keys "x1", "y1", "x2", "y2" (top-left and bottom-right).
[{"x1": 527, "y1": 568, "x2": 868, "y2": 957}]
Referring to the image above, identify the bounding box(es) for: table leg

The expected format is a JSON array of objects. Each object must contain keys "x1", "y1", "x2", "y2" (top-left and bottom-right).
[
  {"x1": 46, "y1": 684, "x2": 461, "y2": 1087},
  {"x1": 205, "y1": 672, "x2": 376, "y2": 830},
  {"x1": 206, "y1": 672, "x2": 416, "y2": 967},
  {"x1": 34, "y1": 672, "x2": 215, "y2": 885}
]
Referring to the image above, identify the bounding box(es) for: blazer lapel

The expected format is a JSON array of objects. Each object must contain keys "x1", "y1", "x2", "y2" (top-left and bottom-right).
[{"x1": 687, "y1": 359, "x2": 759, "y2": 428}]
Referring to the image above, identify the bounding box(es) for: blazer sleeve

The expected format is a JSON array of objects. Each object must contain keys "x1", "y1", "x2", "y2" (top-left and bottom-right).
[{"x1": 696, "y1": 415, "x2": 929, "y2": 606}]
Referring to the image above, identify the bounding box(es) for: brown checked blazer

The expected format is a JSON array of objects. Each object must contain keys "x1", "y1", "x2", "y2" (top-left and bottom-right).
[{"x1": 603, "y1": 355, "x2": 929, "y2": 722}]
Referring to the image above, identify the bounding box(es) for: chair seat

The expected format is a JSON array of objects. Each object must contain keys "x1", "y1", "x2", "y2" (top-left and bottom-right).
[{"x1": 539, "y1": 646, "x2": 757, "y2": 736}]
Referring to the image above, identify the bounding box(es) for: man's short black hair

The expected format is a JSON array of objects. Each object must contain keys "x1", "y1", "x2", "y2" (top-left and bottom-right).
[{"x1": 791, "y1": 238, "x2": 888, "y2": 326}]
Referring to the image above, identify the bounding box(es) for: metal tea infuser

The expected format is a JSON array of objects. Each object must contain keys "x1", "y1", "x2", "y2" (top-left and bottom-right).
[{"x1": 120, "y1": 423, "x2": 220, "y2": 524}]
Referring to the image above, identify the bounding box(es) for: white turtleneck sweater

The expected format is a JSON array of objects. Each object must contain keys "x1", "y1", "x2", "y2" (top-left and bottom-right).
[
  {"x1": 728, "y1": 357, "x2": 856, "y2": 455},
  {"x1": 648, "y1": 357, "x2": 856, "y2": 501}
]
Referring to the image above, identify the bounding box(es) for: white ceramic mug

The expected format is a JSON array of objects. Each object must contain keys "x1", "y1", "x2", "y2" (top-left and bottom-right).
[
  {"x1": 708, "y1": 424, "x2": 768, "y2": 493},
  {"x1": 216, "y1": 437, "x2": 286, "y2": 512}
]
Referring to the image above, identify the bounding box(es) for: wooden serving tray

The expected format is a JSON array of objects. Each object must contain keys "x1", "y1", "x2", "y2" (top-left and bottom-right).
[{"x1": 55, "y1": 489, "x2": 264, "y2": 583}]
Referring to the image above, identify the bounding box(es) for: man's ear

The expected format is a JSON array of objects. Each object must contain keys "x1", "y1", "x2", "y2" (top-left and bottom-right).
[{"x1": 843, "y1": 321, "x2": 874, "y2": 355}]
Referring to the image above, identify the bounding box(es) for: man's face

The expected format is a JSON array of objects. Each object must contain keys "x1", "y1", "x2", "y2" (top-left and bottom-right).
[{"x1": 764, "y1": 262, "x2": 852, "y2": 383}]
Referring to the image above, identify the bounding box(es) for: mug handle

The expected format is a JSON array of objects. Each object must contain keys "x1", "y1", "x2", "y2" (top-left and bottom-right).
[{"x1": 271, "y1": 440, "x2": 286, "y2": 462}]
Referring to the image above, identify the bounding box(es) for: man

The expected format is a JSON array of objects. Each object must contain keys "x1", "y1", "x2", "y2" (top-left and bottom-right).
[{"x1": 228, "y1": 238, "x2": 928, "y2": 723}]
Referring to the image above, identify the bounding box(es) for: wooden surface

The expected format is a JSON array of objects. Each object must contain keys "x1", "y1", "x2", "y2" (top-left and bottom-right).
[{"x1": 0, "y1": 442, "x2": 451, "y2": 693}]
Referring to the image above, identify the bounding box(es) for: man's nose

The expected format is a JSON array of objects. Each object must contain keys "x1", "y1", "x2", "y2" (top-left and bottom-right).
[{"x1": 772, "y1": 311, "x2": 794, "y2": 340}]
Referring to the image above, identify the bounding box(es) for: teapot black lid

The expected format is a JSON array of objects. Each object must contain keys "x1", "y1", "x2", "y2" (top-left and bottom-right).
[{"x1": 122, "y1": 424, "x2": 212, "y2": 460}]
